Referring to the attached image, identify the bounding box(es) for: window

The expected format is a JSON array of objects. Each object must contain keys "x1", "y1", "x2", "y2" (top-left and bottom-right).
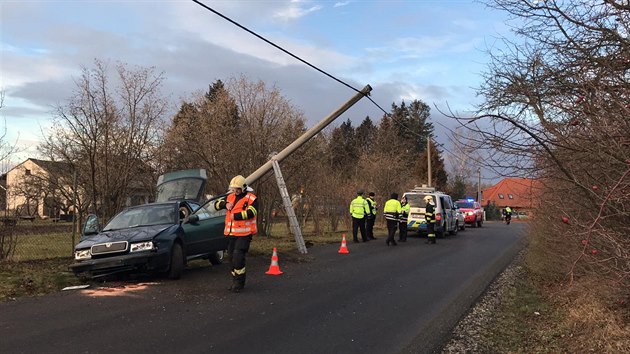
[
  {"x1": 498, "y1": 193, "x2": 504, "y2": 199},
  {"x1": 25, "y1": 169, "x2": 31, "y2": 176},
  {"x1": 508, "y1": 194, "x2": 513, "y2": 199}
]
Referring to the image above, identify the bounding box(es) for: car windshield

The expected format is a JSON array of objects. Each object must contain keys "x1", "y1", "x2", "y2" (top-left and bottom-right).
[
  {"x1": 103, "y1": 204, "x2": 176, "y2": 231},
  {"x1": 156, "y1": 178, "x2": 205, "y2": 202},
  {"x1": 457, "y1": 202, "x2": 474, "y2": 209}
]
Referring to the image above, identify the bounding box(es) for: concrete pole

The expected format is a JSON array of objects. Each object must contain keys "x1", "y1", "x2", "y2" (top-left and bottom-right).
[
  {"x1": 246, "y1": 85, "x2": 372, "y2": 185},
  {"x1": 427, "y1": 138, "x2": 432, "y2": 187},
  {"x1": 477, "y1": 168, "x2": 481, "y2": 202}
]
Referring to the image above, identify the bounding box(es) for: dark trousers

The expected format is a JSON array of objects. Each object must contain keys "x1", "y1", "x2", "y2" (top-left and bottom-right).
[
  {"x1": 366, "y1": 217, "x2": 376, "y2": 239},
  {"x1": 386, "y1": 219, "x2": 398, "y2": 244},
  {"x1": 352, "y1": 217, "x2": 367, "y2": 242},
  {"x1": 398, "y1": 222, "x2": 407, "y2": 241},
  {"x1": 427, "y1": 223, "x2": 436, "y2": 244},
  {"x1": 227, "y1": 235, "x2": 252, "y2": 289}
]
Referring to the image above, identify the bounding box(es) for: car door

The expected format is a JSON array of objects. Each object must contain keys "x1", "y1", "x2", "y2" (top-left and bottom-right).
[
  {"x1": 181, "y1": 198, "x2": 228, "y2": 256},
  {"x1": 442, "y1": 196, "x2": 455, "y2": 232}
]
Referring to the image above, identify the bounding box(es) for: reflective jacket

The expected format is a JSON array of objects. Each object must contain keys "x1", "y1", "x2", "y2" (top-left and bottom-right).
[
  {"x1": 399, "y1": 203, "x2": 410, "y2": 223},
  {"x1": 366, "y1": 197, "x2": 377, "y2": 219},
  {"x1": 425, "y1": 203, "x2": 436, "y2": 224},
  {"x1": 223, "y1": 192, "x2": 258, "y2": 236},
  {"x1": 350, "y1": 196, "x2": 369, "y2": 219},
  {"x1": 384, "y1": 199, "x2": 402, "y2": 222}
]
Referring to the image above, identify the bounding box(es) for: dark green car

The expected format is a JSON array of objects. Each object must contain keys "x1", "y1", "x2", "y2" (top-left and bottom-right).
[{"x1": 70, "y1": 169, "x2": 228, "y2": 279}]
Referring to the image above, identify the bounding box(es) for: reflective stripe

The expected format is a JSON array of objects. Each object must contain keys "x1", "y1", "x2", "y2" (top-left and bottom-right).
[{"x1": 234, "y1": 267, "x2": 246, "y2": 275}]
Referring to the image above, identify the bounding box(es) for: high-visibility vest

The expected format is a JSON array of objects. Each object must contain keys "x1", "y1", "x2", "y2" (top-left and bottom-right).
[
  {"x1": 384, "y1": 199, "x2": 402, "y2": 221},
  {"x1": 399, "y1": 203, "x2": 410, "y2": 223},
  {"x1": 366, "y1": 197, "x2": 377, "y2": 218},
  {"x1": 425, "y1": 203, "x2": 436, "y2": 223},
  {"x1": 224, "y1": 192, "x2": 257, "y2": 236},
  {"x1": 350, "y1": 196, "x2": 369, "y2": 219}
]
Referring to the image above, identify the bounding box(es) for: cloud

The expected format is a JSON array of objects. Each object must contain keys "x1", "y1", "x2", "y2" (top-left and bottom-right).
[
  {"x1": 274, "y1": 2, "x2": 323, "y2": 21},
  {"x1": 334, "y1": 1, "x2": 351, "y2": 8}
]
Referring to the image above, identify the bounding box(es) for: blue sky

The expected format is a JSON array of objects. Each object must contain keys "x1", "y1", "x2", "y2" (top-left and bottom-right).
[{"x1": 1, "y1": 0, "x2": 512, "y2": 175}]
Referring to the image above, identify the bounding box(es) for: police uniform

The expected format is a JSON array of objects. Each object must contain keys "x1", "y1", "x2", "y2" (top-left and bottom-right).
[
  {"x1": 384, "y1": 193, "x2": 402, "y2": 246},
  {"x1": 349, "y1": 190, "x2": 370, "y2": 242}
]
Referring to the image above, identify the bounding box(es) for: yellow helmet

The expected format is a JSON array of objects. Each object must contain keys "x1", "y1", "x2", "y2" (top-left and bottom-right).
[
  {"x1": 229, "y1": 175, "x2": 247, "y2": 189},
  {"x1": 423, "y1": 195, "x2": 433, "y2": 202}
]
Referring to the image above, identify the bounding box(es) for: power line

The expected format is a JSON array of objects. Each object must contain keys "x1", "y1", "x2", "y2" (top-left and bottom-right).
[{"x1": 191, "y1": 1, "x2": 428, "y2": 139}]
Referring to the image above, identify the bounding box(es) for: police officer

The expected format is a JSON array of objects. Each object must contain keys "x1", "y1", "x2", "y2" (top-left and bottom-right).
[
  {"x1": 384, "y1": 193, "x2": 402, "y2": 246},
  {"x1": 215, "y1": 175, "x2": 258, "y2": 293},
  {"x1": 424, "y1": 195, "x2": 437, "y2": 244},
  {"x1": 366, "y1": 192, "x2": 377, "y2": 240},
  {"x1": 349, "y1": 190, "x2": 370, "y2": 243},
  {"x1": 398, "y1": 196, "x2": 410, "y2": 242}
]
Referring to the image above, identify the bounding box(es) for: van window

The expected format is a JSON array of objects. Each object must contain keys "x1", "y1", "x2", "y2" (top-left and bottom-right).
[
  {"x1": 405, "y1": 193, "x2": 431, "y2": 207},
  {"x1": 441, "y1": 196, "x2": 451, "y2": 209}
]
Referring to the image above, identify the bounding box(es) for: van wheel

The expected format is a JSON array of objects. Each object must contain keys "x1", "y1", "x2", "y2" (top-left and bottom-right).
[{"x1": 449, "y1": 222, "x2": 458, "y2": 235}]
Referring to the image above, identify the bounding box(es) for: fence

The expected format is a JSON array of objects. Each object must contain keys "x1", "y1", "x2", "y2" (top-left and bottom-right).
[{"x1": 1, "y1": 221, "x2": 76, "y2": 262}]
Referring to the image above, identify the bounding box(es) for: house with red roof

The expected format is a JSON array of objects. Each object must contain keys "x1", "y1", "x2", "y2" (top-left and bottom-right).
[{"x1": 481, "y1": 177, "x2": 542, "y2": 218}]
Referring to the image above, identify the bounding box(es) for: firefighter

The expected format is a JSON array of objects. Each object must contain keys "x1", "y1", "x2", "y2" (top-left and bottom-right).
[
  {"x1": 383, "y1": 192, "x2": 402, "y2": 246},
  {"x1": 503, "y1": 206, "x2": 513, "y2": 224},
  {"x1": 349, "y1": 190, "x2": 370, "y2": 243},
  {"x1": 424, "y1": 195, "x2": 437, "y2": 244},
  {"x1": 214, "y1": 175, "x2": 258, "y2": 293},
  {"x1": 398, "y1": 196, "x2": 410, "y2": 242},
  {"x1": 366, "y1": 192, "x2": 377, "y2": 240}
]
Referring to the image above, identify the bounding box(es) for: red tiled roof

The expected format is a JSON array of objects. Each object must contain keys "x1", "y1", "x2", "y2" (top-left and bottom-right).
[{"x1": 481, "y1": 177, "x2": 542, "y2": 209}]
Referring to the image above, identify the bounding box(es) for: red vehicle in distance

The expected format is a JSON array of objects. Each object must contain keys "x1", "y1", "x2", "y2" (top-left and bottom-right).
[{"x1": 455, "y1": 199, "x2": 484, "y2": 228}]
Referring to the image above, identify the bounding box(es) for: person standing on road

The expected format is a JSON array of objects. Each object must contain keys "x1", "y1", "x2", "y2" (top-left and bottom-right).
[
  {"x1": 398, "y1": 196, "x2": 410, "y2": 242},
  {"x1": 349, "y1": 190, "x2": 370, "y2": 243},
  {"x1": 384, "y1": 193, "x2": 402, "y2": 246},
  {"x1": 503, "y1": 206, "x2": 513, "y2": 224},
  {"x1": 366, "y1": 192, "x2": 377, "y2": 240},
  {"x1": 424, "y1": 195, "x2": 437, "y2": 244},
  {"x1": 214, "y1": 175, "x2": 258, "y2": 293}
]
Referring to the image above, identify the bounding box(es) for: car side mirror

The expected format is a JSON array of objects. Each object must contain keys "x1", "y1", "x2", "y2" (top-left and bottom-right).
[{"x1": 185, "y1": 214, "x2": 200, "y2": 224}]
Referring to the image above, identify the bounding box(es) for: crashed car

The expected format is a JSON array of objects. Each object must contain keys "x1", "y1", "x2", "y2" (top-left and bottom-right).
[{"x1": 70, "y1": 169, "x2": 228, "y2": 280}]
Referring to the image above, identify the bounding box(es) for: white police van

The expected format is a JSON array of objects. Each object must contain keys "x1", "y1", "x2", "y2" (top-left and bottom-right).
[{"x1": 402, "y1": 185, "x2": 459, "y2": 237}]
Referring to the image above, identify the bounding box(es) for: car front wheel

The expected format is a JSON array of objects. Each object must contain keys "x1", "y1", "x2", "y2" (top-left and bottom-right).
[{"x1": 168, "y1": 243, "x2": 184, "y2": 280}]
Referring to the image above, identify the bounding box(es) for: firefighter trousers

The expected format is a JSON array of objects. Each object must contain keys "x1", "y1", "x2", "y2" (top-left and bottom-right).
[{"x1": 227, "y1": 235, "x2": 252, "y2": 290}]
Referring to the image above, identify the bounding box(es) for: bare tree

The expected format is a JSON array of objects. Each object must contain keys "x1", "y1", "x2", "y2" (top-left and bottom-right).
[
  {"x1": 449, "y1": 0, "x2": 630, "y2": 292},
  {"x1": 40, "y1": 59, "x2": 168, "y2": 221}
]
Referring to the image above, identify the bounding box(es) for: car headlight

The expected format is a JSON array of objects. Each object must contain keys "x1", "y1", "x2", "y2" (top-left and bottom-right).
[
  {"x1": 467, "y1": 211, "x2": 474, "y2": 216},
  {"x1": 130, "y1": 241, "x2": 155, "y2": 252},
  {"x1": 74, "y1": 249, "x2": 91, "y2": 260}
]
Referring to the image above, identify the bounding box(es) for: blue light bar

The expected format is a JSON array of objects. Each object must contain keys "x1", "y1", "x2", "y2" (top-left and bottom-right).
[{"x1": 466, "y1": 198, "x2": 475, "y2": 202}]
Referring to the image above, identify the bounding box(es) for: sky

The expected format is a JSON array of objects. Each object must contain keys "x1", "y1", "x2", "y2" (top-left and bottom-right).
[{"x1": 1, "y1": 0, "x2": 513, "y2": 178}]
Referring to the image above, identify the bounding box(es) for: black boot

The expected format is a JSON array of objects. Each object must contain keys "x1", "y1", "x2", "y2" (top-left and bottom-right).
[{"x1": 231, "y1": 273, "x2": 246, "y2": 293}]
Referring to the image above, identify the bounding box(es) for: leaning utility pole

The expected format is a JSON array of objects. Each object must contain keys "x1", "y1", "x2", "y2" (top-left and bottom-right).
[{"x1": 246, "y1": 85, "x2": 372, "y2": 254}]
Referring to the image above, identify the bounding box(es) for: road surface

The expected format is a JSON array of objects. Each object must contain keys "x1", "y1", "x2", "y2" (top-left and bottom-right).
[{"x1": 1, "y1": 221, "x2": 526, "y2": 354}]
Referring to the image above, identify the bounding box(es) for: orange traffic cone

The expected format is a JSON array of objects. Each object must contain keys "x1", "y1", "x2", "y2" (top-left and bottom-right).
[
  {"x1": 338, "y1": 233, "x2": 350, "y2": 254},
  {"x1": 265, "y1": 247, "x2": 284, "y2": 275}
]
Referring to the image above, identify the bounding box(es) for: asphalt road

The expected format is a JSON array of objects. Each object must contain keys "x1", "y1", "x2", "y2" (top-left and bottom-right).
[{"x1": 0, "y1": 221, "x2": 526, "y2": 354}]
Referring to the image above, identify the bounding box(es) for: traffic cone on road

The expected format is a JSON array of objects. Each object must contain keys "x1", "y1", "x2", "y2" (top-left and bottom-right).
[
  {"x1": 338, "y1": 234, "x2": 350, "y2": 254},
  {"x1": 265, "y1": 247, "x2": 283, "y2": 275}
]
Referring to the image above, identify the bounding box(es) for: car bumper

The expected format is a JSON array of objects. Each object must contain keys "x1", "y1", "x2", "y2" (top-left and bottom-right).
[
  {"x1": 69, "y1": 249, "x2": 170, "y2": 278},
  {"x1": 464, "y1": 215, "x2": 477, "y2": 223},
  {"x1": 407, "y1": 220, "x2": 443, "y2": 233}
]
